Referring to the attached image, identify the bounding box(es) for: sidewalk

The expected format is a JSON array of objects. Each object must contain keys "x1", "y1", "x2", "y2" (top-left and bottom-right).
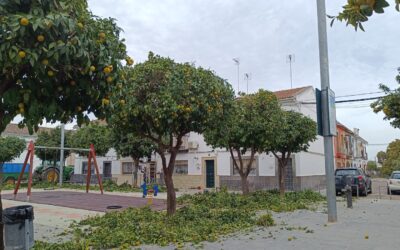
[{"x1": 2, "y1": 199, "x2": 102, "y2": 243}]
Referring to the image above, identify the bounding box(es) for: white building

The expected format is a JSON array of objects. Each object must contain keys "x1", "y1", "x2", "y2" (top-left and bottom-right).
[{"x1": 155, "y1": 86, "x2": 326, "y2": 191}]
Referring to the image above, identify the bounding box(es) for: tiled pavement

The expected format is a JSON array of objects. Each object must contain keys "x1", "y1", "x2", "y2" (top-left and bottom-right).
[{"x1": 3, "y1": 191, "x2": 166, "y2": 212}]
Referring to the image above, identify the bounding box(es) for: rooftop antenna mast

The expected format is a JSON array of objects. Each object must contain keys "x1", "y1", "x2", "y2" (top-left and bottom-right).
[
  {"x1": 244, "y1": 73, "x2": 252, "y2": 94},
  {"x1": 286, "y1": 54, "x2": 295, "y2": 88},
  {"x1": 233, "y1": 58, "x2": 240, "y2": 94}
]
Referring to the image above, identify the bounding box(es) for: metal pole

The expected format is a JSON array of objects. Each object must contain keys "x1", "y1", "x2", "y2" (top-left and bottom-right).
[
  {"x1": 59, "y1": 124, "x2": 65, "y2": 187},
  {"x1": 316, "y1": 0, "x2": 337, "y2": 223},
  {"x1": 289, "y1": 57, "x2": 293, "y2": 89},
  {"x1": 237, "y1": 62, "x2": 240, "y2": 94}
]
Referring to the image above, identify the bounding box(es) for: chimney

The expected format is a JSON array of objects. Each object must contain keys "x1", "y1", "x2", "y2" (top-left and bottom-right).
[{"x1": 353, "y1": 128, "x2": 359, "y2": 135}]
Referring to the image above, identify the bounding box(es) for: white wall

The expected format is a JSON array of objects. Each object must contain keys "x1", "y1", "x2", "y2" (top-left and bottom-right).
[
  {"x1": 296, "y1": 152, "x2": 325, "y2": 176},
  {"x1": 74, "y1": 148, "x2": 119, "y2": 175},
  {"x1": 259, "y1": 153, "x2": 276, "y2": 176}
]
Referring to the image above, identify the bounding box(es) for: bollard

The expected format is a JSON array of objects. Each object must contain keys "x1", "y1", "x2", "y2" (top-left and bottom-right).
[
  {"x1": 147, "y1": 190, "x2": 154, "y2": 205},
  {"x1": 345, "y1": 185, "x2": 352, "y2": 208}
]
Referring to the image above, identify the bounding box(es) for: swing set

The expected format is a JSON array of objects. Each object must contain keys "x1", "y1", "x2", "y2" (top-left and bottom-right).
[{"x1": 13, "y1": 141, "x2": 104, "y2": 201}]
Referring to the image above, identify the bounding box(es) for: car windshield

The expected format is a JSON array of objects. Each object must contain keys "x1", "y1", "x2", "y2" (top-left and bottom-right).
[
  {"x1": 336, "y1": 169, "x2": 358, "y2": 176},
  {"x1": 390, "y1": 173, "x2": 400, "y2": 179}
]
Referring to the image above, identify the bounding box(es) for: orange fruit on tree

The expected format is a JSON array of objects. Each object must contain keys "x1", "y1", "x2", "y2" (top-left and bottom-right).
[
  {"x1": 119, "y1": 99, "x2": 125, "y2": 105},
  {"x1": 90, "y1": 66, "x2": 96, "y2": 72},
  {"x1": 47, "y1": 70, "x2": 54, "y2": 77},
  {"x1": 37, "y1": 35, "x2": 45, "y2": 42},
  {"x1": 76, "y1": 106, "x2": 82, "y2": 112},
  {"x1": 99, "y1": 32, "x2": 106, "y2": 39},
  {"x1": 18, "y1": 103, "x2": 24, "y2": 109},
  {"x1": 106, "y1": 76, "x2": 113, "y2": 83},
  {"x1": 77, "y1": 22, "x2": 84, "y2": 29},
  {"x1": 19, "y1": 107, "x2": 25, "y2": 114},
  {"x1": 103, "y1": 66, "x2": 112, "y2": 74},
  {"x1": 18, "y1": 51, "x2": 26, "y2": 58},
  {"x1": 20, "y1": 18, "x2": 29, "y2": 26},
  {"x1": 41, "y1": 59, "x2": 49, "y2": 65}
]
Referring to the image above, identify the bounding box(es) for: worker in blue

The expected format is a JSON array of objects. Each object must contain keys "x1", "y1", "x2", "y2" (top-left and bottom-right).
[
  {"x1": 141, "y1": 182, "x2": 147, "y2": 198},
  {"x1": 153, "y1": 183, "x2": 158, "y2": 197}
]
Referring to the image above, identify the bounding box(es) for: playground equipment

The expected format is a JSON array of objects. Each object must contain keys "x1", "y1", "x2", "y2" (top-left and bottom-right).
[{"x1": 13, "y1": 141, "x2": 104, "y2": 201}]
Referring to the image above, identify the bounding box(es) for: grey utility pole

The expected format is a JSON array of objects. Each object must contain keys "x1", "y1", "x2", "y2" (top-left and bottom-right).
[
  {"x1": 316, "y1": 0, "x2": 337, "y2": 222},
  {"x1": 59, "y1": 124, "x2": 65, "y2": 187}
]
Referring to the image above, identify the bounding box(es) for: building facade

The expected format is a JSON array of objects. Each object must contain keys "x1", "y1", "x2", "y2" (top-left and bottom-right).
[
  {"x1": 155, "y1": 86, "x2": 327, "y2": 191},
  {"x1": 333, "y1": 123, "x2": 368, "y2": 170}
]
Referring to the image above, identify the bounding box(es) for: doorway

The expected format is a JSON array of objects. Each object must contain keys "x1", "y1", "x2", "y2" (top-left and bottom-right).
[
  {"x1": 284, "y1": 158, "x2": 294, "y2": 191},
  {"x1": 103, "y1": 162, "x2": 112, "y2": 179},
  {"x1": 205, "y1": 160, "x2": 215, "y2": 188}
]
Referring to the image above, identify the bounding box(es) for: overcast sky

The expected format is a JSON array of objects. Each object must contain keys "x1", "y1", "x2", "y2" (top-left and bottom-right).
[
  {"x1": 85, "y1": 0, "x2": 399, "y2": 160},
  {"x1": 14, "y1": 1, "x2": 398, "y2": 160}
]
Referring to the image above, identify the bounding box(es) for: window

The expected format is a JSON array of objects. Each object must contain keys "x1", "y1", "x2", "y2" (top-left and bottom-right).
[
  {"x1": 390, "y1": 173, "x2": 400, "y2": 179},
  {"x1": 232, "y1": 157, "x2": 257, "y2": 176},
  {"x1": 122, "y1": 162, "x2": 134, "y2": 174},
  {"x1": 174, "y1": 160, "x2": 188, "y2": 175},
  {"x1": 82, "y1": 161, "x2": 95, "y2": 175}
]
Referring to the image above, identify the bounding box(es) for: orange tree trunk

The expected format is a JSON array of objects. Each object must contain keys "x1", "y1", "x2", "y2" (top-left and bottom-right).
[
  {"x1": 164, "y1": 171, "x2": 176, "y2": 215},
  {"x1": 278, "y1": 163, "x2": 286, "y2": 197},
  {"x1": 240, "y1": 174, "x2": 250, "y2": 195}
]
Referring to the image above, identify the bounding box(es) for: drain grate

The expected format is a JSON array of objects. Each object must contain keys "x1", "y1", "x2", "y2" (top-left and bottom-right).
[{"x1": 106, "y1": 205, "x2": 122, "y2": 210}]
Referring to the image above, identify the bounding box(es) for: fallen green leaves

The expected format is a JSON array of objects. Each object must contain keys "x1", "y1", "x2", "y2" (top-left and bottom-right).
[{"x1": 33, "y1": 189, "x2": 324, "y2": 249}]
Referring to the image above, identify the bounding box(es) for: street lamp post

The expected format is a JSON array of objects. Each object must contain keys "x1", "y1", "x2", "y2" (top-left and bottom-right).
[{"x1": 316, "y1": 0, "x2": 338, "y2": 223}]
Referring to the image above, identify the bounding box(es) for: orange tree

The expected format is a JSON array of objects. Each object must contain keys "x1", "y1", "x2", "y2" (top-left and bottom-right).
[
  {"x1": 108, "y1": 52, "x2": 235, "y2": 215},
  {"x1": 0, "y1": 0, "x2": 131, "y2": 133},
  {"x1": 371, "y1": 69, "x2": 400, "y2": 127},
  {"x1": 35, "y1": 126, "x2": 72, "y2": 165},
  {"x1": 203, "y1": 90, "x2": 281, "y2": 195},
  {"x1": 329, "y1": 0, "x2": 398, "y2": 31},
  {"x1": 109, "y1": 128, "x2": 155, "y2": 187},
  {"x1": 70, "y1": 122, "x2": 112, "y2": 156},
  {"x1": 266, "y1": 111, "x2": 317, "y2": 196},
  {"x1": 0, "y1": 1, "x2": 129, "y2": 248}
]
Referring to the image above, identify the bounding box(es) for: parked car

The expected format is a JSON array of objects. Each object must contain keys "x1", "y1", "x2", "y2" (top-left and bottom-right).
[
  {"x1": 335, "y1": 168, "x2": 372, "y2": 196},
  {"x1": 388, "y1": 171, "x2": 400, "y2": 194}
]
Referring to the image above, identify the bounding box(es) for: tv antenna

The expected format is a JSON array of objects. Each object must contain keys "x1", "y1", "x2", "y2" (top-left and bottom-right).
[
  {"x1": 244, "y1": 73, "x2": 252, "y2": 94},
  {"x1": 286, "y1": 54, "x2": 295, "y2": 88},
  {"x1": 233, "y1": 58, "x2": 240, "y2": 94}
]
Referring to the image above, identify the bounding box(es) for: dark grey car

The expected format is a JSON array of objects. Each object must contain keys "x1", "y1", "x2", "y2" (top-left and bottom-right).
[{"x1": 335, "y1": 168, "x2": 372, "y2": 196}]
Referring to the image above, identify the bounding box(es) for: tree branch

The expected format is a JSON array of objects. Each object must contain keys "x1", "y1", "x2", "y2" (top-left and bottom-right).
[{"x1": 229, "y1": 146, "x2": 241, "y2": 175}]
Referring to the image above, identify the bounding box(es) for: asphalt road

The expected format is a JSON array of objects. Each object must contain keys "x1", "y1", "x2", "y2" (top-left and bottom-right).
[{"x1": 369, "y1": 178, "x2": 400, "y2": 200}]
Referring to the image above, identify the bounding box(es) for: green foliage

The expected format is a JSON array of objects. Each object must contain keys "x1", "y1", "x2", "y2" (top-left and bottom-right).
[
  {"x1": 108, "y1": 52, "x2": 235, "y2": 149},
  {"x1": 268, "y1": 110, "x2": 317, "y2": 155},
  {"x1": 381, "y1": 139, "x2": 400, "y2": 176},
  {"x1": 34, "y1": 127, "x2": 72, "y2": 162},
  {"x1": 33, "y1": 189, "x2": 323, "y2": 249},
  {"x1": 205, "y1": 90, "x2": 280, "y2": 152},
  {"x1": 0, "y1": 0, "x2": 130, "y2": 133},
  {"x1": 329, "y1": 0, "x2": 398, "y2": 31},
  {"x1": 70, "y1": 122, "x2": 111, "y2": 156},
  {"x1": 256, "y1": 213, "x2": 275, "y2": 227},
  {"x1": 377, "y1": 150, "x2": 387, "y2": 164},
  {"x1": 204, "y1": 89, "x2": 281, "y2": 193},
  {"x1": 367, "y1": 161, "x2": 378, "y2": 171},
  {"x1": 0, "y1": 136, "x2": 26, "y2": 164},
  {"x1": 109, "y1": 126, "x2": 155, "y2": 160},
  {"x1": 371, "y1": 68, "x2": 400, "y2": 128}
]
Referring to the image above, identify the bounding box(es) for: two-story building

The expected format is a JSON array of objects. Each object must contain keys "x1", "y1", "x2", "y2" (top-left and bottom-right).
[
  {"x1": 155, "y1": 86, "x2": 326, "y2": 191},
  {"x1": 333, "y1": 123, "x2": 368, "y2": 170}
]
